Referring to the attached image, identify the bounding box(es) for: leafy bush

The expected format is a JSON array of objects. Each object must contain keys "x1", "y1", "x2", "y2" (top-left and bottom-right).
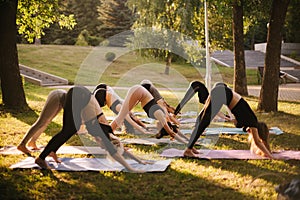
[{"x1": 105, "y1": 52, "x2": 116, "y2": 61}]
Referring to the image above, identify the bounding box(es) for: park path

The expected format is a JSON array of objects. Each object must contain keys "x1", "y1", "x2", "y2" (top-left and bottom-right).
[
  {"x1": 50, "y1": 83, "x2": 300, "y2": 102},
  {"x1": 248, "y1": 83, "x2": 300, "y2": 102}
]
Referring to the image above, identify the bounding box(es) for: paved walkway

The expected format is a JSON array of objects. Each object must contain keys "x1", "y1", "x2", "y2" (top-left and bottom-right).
[
  {"x1": 50, "y1": 83, "x2": 300, "y2": 102},
  {"x1": 248, "y1": 83, "x2": 300, "y2": 102}
]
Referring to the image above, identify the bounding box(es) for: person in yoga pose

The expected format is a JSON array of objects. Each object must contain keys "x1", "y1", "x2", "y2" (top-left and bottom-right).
[
  {"x1": 174, "y1": 81, "x2": 235, "y2": 122},
  {"x1": 35, "y1": 86, "x2": 148, "y2": 172},
  {"x1": 174, "y1": 81, "x2": 209, "y2": 115},
  {"x1": 184, "y1": 83, "x2": 273, "y2": 158},
  {"x1": 17, "y1": 83, "x2": 151, "y2": 155},
  {"x1": 140, "y1": 80, "x2": 184, "y2": 139},
  {"x1": 110, "y1": 85, "x2": 194, "y2": 146},
  {"x1": 140, "y1": 80, "x2": 177, "y2": 121},
  {"x1": 93, "y1": 83, "x2": 151, "y2": 134},
  {"x1": 17, "y1": 89, "x2": 67, "y2": 154}
]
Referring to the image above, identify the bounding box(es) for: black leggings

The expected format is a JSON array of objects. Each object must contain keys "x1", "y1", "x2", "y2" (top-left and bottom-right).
[
  {"x1": 39, "y1": 87, "x2": 86, "y2": 159},
  {"x1": 187, "y1": 86, "x2": 232, "y2": 149},
  {"x1": 174, "y1": 81, "x2": 209, "y2": 115},
  {"x1": 39, "y1": 87, "x2": 117, "y2": 159}
]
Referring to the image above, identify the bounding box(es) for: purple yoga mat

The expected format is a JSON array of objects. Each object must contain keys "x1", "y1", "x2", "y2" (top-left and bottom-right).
[{"x1": 160, "y1": 148, "x2": 300, "y2": 160}]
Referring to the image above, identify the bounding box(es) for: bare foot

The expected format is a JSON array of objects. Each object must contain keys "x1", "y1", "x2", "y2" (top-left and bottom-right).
[
  {"x1": 35, "y1": 157, "x2": 51, "y2": 169},
  {"x1": 183, "y1": 149, "x2": 198, "y2": 158},
  {"x1": 192, "y1": 148, "x2": 200, "y2": 154},
  {"x1": 49, "y1": 151, "x2": 61, "y2": 163},
  {"x1": 28, "y1": 141, "x2": 41, "y2": 150},
  {"x1": 17, "y1": 145, "x2": 32, "y2": 155}
]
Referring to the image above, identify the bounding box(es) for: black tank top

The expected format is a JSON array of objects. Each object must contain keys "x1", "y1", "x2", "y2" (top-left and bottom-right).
[{"x1": 93, "y1": 84, "x2": 107, "y2": 107}]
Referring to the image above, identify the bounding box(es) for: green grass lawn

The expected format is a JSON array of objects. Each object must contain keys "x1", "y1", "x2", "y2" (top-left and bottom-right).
[{"x1": 0, "y1": 44, "x2": 299, "y2": 199}]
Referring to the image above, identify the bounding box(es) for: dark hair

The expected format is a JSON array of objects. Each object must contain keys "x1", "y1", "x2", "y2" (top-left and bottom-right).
[
  {"x1": 257, "y1": 121, "x2": 269, "y2": 141},
  {"x1": 156, "y1": 122, "x2": 178, "y2": 139},
  {"x1": 257, "y1": 121, "x2": 271, "y2": 151}
]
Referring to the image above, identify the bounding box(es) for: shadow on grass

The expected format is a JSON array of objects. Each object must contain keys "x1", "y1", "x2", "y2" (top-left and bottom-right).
[
  {"x1": 0, "y1": 166, "x2": 255, "y2": 200},
  {"x1": 187, "y1": 157, "x2": 300, "y2": 187}
]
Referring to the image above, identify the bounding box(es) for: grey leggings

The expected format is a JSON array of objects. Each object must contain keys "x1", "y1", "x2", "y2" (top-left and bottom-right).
[{"x1": 19, "y1": 89, "x2": 66, "y2": 146}]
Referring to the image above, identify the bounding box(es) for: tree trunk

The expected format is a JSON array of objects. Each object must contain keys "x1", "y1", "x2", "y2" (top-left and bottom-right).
[
  {"x1": 232, "y1": 0, "x2": 248, "y2": 95},
  {"x1": 257, "y1": 0, "x2": 290, "y2": 112},
  {"x1": 164, "y1": 54, "x2": 171, "y2": 75},
  {"x1": 0, "y1": 0, "x2": 28, "y2": 109}
]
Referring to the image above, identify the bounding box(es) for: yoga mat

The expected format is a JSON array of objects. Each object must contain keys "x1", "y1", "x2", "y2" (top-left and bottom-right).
[
  {"x1": 121, "y1": 138, "x2": 212, "y2": 146},
  {"x1": 121, "y1": 138, "x2": 182, "y2": 145},
  {"x1": 178, "y1": 118, "x2": 196, "y2": 124},
  {"x1": 0, "y1": 146, "x2": 107, "y2": 155},
  {"x1": 9, "y1": 157, "x2": 172, "y2": 172},
  {"x1": 160, "y1": 148, "x2": 300, "y2": 160},
  {"x1": 180, "y1": 127, "x2": 283, "y2": 135},
  {"x1": 177, "y1": 111, "x2": 198, "y2": 117}
]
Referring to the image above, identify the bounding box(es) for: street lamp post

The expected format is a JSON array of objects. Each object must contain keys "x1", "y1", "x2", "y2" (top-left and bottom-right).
[{"x1": 204, "y1": 0, "x2": 211, "y2": 91}]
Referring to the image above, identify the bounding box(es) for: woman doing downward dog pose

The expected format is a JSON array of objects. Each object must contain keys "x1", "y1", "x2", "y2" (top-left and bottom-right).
[
  {"x1": 174, "y1": 81, "x2": 209, "y2": 115},
  {"x1": 110, "y1": 85, "x2": 194, "y2": 145},
  {"x1": 174, "y1": 81, "x2": 235, "y2": 122},
  {"x1": 93, "y1": 83, "x2": 150, "y2": 134},
  {"x1": 140, "y1": 80, "x2": 178, "y2": 124},
  {"x1": 35, "y1": 86, "x2": 148, "y2": 172},
  {"x1": 17, "y1": 89, "x2": 67, "y2": 154},
  {"x1": 184, "y1": 83, "x2": 273, "y2": 159}
]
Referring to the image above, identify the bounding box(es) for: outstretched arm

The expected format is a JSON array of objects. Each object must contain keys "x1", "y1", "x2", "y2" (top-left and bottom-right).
[
  {"x1": 248, "y1": 128, "x2": 273, "y2": 159},
  {"x1": 124, "y1": 114, "x2": 152, "y2": 134},
  {"x1": 123, "y1": 149, "x2": 153, "y2": 165},
  {"x1": 94, "y1": 136, "x2": 145, "y2": 173}
]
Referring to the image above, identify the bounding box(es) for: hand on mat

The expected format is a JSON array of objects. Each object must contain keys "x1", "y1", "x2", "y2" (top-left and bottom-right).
[
  {"x1": 139, "y1": 160, "x2": 155, "y2": 165},
  {"x1": 49, "y1": 151, "x2": 61, "y2": 163},
  {"x1": 125, "y1": 167, "x2": 146, "y2": 173}
]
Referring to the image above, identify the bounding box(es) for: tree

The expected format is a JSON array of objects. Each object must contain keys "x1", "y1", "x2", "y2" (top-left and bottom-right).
[
  {"x1": 17, "y1": 0, "x2": 76, "y2": 43},
  {"x1": 0, "y1": 0, "x2": 76, "y2": 109},
  {"x1": 0, "y1": 0, "x2": 27, "y2": 109},
  {"x1": 43, "y1": 0, "x2": 103, "y2": 45},
  {"x1": 127, "y1": 0, "x2": 203, "y2": 73},
  {"x1": 98, "y1": 0, "x2": 134, "y2": 46},
  {"x1": 257, "y1": 0, "x2": 290, "y2": 112},
  {"x1": 232, "y1": 0, "x2": 248, "y2": 95}
]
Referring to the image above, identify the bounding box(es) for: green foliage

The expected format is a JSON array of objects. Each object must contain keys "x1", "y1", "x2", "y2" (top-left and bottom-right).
[
  {"x1": 17, "y1": 0, "x2": 76, "y2": 43},
  {"x1": 285, "y1": 0, "x2": 300, "y2": 42},
  {"x1": 75, "y1": 30, "x2": 89, "y2": 46},
  {"x1": 75, "y1": 29, "x2": 102, "y2": 46},
  {"x1": 98, "y1": 0, "x2": 135, "y2": 45}
]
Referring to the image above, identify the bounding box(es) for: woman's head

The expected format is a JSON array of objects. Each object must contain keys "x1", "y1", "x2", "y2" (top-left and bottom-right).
[
  {"x1": 257, "y1": 121, "x2": 271, "y2": 151},
  {"x1": 156, "y1": 122, "x2": 178, "y2": 139}
]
